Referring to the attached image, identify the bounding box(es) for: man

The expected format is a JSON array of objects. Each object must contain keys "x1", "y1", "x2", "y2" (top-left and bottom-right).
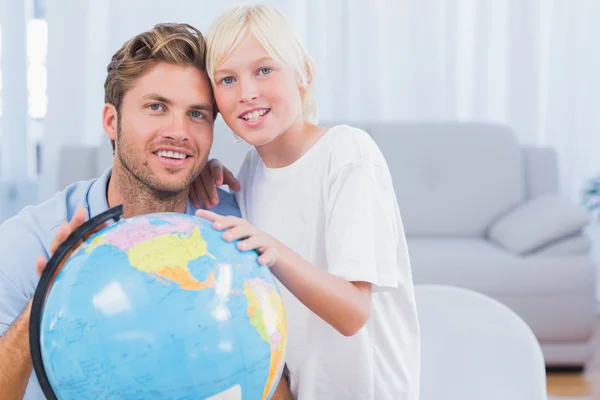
[{"x1": 0, "y1": 23, "x2": 244, "y2": 399}]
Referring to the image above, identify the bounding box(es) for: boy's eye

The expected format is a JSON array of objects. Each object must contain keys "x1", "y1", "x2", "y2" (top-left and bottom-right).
[
  {"x1": 258, "y1": 68, "x2": 272, "y2": 75},
  {"x1": 222, "y1": 77, "x2": 235, "y2": 85}
]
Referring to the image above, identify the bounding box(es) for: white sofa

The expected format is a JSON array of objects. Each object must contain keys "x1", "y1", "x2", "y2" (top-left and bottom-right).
[
  {"x1": 57, "y1": 120, "x2": 597, "y2": 368},
  {"x1": 351, "y1": 122, "x2": 596, "y2": 369}
]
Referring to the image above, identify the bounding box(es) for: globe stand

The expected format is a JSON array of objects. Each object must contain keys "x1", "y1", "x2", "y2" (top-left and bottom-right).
[{"x1": 29, "y1": 205, "x2": 124, "y2": 400}]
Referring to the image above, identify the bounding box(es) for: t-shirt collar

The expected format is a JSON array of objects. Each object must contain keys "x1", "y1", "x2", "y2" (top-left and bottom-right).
[{"x1": 87, "y1": 167, "x2": 197, "y2": 219}]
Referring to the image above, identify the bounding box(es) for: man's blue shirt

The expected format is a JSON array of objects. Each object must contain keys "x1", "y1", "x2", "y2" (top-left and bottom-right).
[{"x1": 0, "y1": 168, "x2": 241, "y2": 399}]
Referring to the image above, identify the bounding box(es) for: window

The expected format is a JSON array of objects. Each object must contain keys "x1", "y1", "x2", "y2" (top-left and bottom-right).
[{"x1": 27, "y1": 19, "x2": 47, "y2": 119}]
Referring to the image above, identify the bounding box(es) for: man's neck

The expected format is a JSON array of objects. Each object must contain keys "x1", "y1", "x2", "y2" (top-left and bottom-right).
[{"x1": 106, "y1": 165, "x2": 189, "y2": 219}]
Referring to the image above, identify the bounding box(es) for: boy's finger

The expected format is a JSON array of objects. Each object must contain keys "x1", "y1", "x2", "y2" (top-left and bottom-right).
[
  {"x1": 210, "y1": 161, "x2": 224, "y2": 187},
  {"x1": 189, "y1": 185, "x2": 201, "y2": 209},
  {"x1": 195, "y1": 209, "x2": 220, "y2": 222},
  {"x1": 222, "y1": 168, "x2": 241, "y2": 191},
  {"x1": 201, "y1": 167, "x2": 219, "y2": 206},
  {"x1": 258, "y1": 248, "x2": 278, "y2": 267}
]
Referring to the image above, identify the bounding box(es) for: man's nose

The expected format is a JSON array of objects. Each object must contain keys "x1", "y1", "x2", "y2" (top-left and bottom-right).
[{"x1": 162, "y1": 114, "x2": 190, "y2": 140}]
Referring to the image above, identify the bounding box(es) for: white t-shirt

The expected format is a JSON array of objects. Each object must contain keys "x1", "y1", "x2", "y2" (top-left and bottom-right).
[{"x1": 235, "y1": 125, "x2": 420, "y2": 400}]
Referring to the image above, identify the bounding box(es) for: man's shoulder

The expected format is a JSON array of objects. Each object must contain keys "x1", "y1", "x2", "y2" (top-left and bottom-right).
[
  {"x1": 186, "y1": 187, "x2": 242, "y2": 218},
  {"x1": 0, "y1": 177, "x2": 100, "y2": 250},
  {"x1": 214, "y1": 187, "x2": 242, "y2": 217}
]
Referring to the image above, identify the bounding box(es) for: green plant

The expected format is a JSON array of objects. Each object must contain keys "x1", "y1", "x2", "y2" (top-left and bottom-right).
[{"x1": 583, "y1": 176, "x2": 600, "y2": 221}]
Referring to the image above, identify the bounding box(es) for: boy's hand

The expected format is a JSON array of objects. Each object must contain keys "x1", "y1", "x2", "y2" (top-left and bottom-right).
[
  {"x1": 191, "y1": 159, "x2": 241, "y2": 209},
  {"x1": 195, "y1": 210, "x2": 279, "y2": 267}
]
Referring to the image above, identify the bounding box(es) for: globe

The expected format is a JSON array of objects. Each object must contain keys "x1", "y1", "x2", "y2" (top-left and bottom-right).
[{"x1": 30, "y1": 207, "x2": 287, "y2": 400}]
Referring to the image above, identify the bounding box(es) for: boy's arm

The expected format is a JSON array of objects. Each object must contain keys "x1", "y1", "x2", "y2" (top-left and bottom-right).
[
  {"x1": 271, "y1": 244, "x2": 373, "y2": 337},
  {"x1": 197, "y1": 158, "x2": 402, "y2": 337}
]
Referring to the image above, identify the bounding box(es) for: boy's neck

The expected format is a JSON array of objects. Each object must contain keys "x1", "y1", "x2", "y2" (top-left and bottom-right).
[
  {"x1": 256, "y1": 117, "x2": 327, "y2": 168},
  {"x1": 106, "y1": 163, "x2": 189, "y2": 219}
]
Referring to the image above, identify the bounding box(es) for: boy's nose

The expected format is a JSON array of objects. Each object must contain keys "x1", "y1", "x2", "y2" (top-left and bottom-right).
[{"x1": 238, "y1": 81, "x2": 258, "y2": 103}]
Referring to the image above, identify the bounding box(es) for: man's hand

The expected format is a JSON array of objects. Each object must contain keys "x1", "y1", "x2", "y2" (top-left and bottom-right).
[
  {"x1": 196, "y1": 210, "x2": 280, "y2": 267},
  {"x1": 190, "y1": 159, "x2": 241, "y2": 209},
  {"x1": 272, "y1": 374, "x2": 293, "y2": 400},
  {"x1": 0, "y1": 207, "x2": 104, "y2": 400}
]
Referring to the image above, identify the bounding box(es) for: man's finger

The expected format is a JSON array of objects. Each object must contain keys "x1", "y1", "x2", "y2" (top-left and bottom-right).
[
  {"x1": 50, "y1": 223, "x2": 70, "y2": 255},
  {"x1": 36, "y1": 256, "x2": 47, "y2": 277}
]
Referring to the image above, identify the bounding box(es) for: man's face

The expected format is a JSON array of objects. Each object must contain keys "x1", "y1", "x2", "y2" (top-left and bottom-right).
[{"x1": 111, "y1": 62, "x2": 214, "y2": 195}]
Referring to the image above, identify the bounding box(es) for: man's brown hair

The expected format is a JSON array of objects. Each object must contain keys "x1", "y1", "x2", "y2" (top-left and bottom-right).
[{"x1": 104, "y1": 23, "x2": 217, "y2": 150}]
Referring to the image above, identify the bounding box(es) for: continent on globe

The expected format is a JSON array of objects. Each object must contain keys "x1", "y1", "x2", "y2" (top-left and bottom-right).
[
  {"x1": 81, "y1": 215, "x2": 216, "y2": 290},
  {"x1": 245, "y1": 278, "x2": 287, "y2": 399}
]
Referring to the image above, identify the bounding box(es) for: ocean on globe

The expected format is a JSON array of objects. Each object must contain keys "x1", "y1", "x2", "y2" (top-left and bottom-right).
[{"x1": 37, "y1": 212, "x2": 287, "y2": 399}]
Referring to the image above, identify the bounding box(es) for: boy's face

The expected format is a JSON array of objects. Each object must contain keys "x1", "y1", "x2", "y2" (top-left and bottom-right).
[
  {"x1": 212, "y1": 33, "x2": 304, "y2": 147},
  {"x1": 104, "y1": 62, "x2": 214, "y2": 194}
]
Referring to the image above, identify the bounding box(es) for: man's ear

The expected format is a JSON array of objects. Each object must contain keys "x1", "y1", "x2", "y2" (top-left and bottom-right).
[{"x1": 102, "y1": 103, "x2": 118, "y2": 142}]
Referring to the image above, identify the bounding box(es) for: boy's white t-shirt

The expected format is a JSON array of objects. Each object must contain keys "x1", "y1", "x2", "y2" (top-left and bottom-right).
[{"x1": 235, "y1": 125, "x2": 420, "y2": 399}]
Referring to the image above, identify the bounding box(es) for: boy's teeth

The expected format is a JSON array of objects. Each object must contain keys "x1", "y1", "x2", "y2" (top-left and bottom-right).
[
  {"x1": 242, "y1": 109, "x2": 268, "y2": 121},
  {"x1": 156, "y1": 150, "x2": 187, "y2": 159}
]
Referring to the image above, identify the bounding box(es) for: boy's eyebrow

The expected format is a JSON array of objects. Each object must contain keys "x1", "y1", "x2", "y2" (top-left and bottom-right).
[
  {"x1": 215, "y1": 56, "x2": 276, "y2": 75},
  {"x1": 142, "y1": 93, "x2": 213, "y2": 113}
]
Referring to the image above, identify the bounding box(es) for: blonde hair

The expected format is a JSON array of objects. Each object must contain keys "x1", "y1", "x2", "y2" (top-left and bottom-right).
[
  {"x1": 206, "y1": 4, "x2": 319, "y2": 123},
  {"x1": 105, "y1": 23, "x2": 216, "y2": 150}
]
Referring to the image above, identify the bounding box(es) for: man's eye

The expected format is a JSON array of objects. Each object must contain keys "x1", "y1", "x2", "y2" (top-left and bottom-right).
[
  {"x1": 189, "y1": 111, "x2": 205, "y2": 119},
  {"x1": 149, "y1": 104, "x2": 163, "y2": 111}
]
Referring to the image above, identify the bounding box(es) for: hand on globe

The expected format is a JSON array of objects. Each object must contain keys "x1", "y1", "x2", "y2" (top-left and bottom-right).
[
  {"x1": 35, "y1": 207, "x2": 108, "y2": 277},
  {"x1": 196, "y1": 209, "x2": 280, "y2": 267},
  {"x1": 190, "y1": 158, "x2": 241, "y2": 209}
]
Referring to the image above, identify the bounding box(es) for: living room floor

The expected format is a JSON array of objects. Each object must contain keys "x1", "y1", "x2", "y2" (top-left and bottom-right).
[{"x1": 547, "y1": 318, "x2": 600, "y2": 397}]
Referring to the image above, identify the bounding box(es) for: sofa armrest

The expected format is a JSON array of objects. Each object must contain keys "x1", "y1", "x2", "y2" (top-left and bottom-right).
[
  {"x1": 487, "y1": 194, "x2": 590, "y2": 255},
  {"x1": 523, "y1": 147, "x2": 559, "y2": 198},
  {"x1": 532, "y1": 232, "x2": 592, "y2": 256}
]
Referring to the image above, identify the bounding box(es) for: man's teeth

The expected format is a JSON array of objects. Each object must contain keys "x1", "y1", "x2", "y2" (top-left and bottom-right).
[
  {"x1": 156, "y1": 150, "x2": 187, "y2": 159},
  {"x1": 241, "y1": 109, "x2": 269, "y2": 121}
]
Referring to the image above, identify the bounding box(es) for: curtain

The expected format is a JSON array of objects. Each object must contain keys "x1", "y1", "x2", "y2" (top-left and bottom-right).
[{"x1": 22, "y1": 0, "x2": 599, "y2": 203}]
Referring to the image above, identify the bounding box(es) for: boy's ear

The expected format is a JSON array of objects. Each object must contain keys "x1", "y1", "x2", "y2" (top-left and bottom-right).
[{"x1": 102, "y1": 103, "x2": 118, "y2": 142}]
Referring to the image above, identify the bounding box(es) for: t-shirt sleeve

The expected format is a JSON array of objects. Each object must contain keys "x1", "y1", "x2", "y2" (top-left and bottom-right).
[
  {"x1": 325, "y1": 159, "x2": 408, "y2": 292},
  {"x1": 0, "y1": 216, "x2": 47, "y2": 336}
]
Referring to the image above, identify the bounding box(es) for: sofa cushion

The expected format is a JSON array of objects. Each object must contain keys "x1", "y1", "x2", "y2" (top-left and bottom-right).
[
  {"x1": 487, "y1": 194, "x2": 591, "y2": 255},
  {"x1": 408, "y1": 238, "x2": 596, "y2": 341},
  {"x1": 368, "y1": 122, "x2": 525, "y2": 237}
]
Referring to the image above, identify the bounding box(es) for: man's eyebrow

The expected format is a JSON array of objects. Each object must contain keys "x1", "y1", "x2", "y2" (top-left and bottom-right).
[
  {"x1": 190, "y1": 103, "x2": 213, "y2": 113},
  {"x1": 142, "y1": 93, "x2": 171, "y2": 103}
]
